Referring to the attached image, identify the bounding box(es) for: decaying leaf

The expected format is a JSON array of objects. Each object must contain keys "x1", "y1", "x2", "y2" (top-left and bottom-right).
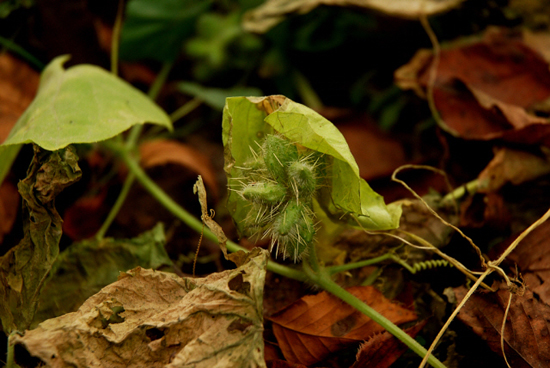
[
  {"x1": 505, "y1": 220, "x2": 550, "y2": 306},
  {"x1": 395, "y1": 27, "x2": 550, "y2": 145},
  {"x1": 193, "y1": 175, "x2": 229, "y2": 257},
  {"x1": 141, "y1": 139, "x2": 219, "y2": 199},
  {"x1": 350, "y1": 321, "x2": 426, "y2": 368},
  {"x1": 33, "y1": 223, "x2": 173, "y2": 327},
  {"x1": 0, "y1": 145, "x2": 82, "y2": 334},
  {"x1": 269, "y1": 285, "x2": 417, "y2": 365},
  {"x1": 14, "y1": 248, "x2": 269, "y2": 368},
  {"x1": 243, "y1": 0, "x2": 464, "y2": 33},
  {"x1": 454, "y1": 282, "x2": 550, "y2": 368},
  {"x1": 477, "y1": 147, "x2": 550, "y2": 193}
]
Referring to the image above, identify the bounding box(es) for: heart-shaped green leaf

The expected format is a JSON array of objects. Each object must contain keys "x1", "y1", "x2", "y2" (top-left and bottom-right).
[{"x1": 1, "y1": 55, "x2": 172, "y2": 151}]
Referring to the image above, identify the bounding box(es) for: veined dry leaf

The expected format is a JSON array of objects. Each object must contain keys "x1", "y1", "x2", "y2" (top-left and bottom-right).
[
  {"x1": 140, "y1": 139, "x2": 218, "y2": 199},
  {"x1": 395, "y1": 27, "x2": 550, "y2": 145},
  {"x1": 505, "y1": 220, "x2": 550, "y2": 306},
  {"x1": 269, "y1": 285, "x2": 417, "y2": 365},
  {"x1": 454, "y1": 283, "x2": 550, "y2": 368},
  {"x1": 0, "y1": 145, "x2": 82, "y2": 334},
  {"x1": 14, "y1": 249, "x2": 269, "y2": 368},
  {"x1": 243, "y1": 0, "x2": 464, "y2": 33},
  {"x1": 477, "y1": 147, "x2": 550, "y2": 193},
  {"x1": 350, "y1": 321, "x2": 426, "y2": 368},
  {"x1": 33, "y1": 223, "x2": 172, "y2": 327}
]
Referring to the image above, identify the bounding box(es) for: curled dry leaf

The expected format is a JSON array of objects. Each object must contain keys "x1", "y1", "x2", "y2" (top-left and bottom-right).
[
  {"x1": 477, "y1": 146, "x2": 550, "y2": 193},
  {"x1": 0, "y1": 145, "x2": 82, "y2": 334},
  {"x1": 14, "y1": 248, "x2": 269, "y2": 368},
  {"x1": 395, "y1": 27, "x2": 550, "y2": 145},
  {"x1": 141, "y1": 139, "x2": 218, "y2": 199},
  {"x1": 243, "y1": 0, "x2": 464, "y2": 33},
  {"x1": 454, "y1": 282, "x2": 550, "y2": 368},
  {"x1": 33, "y1": 223, "x2": 172, "y2": 327},
  {"x1": 269, "y1": 285, "x2": 417, "y2": 365}
]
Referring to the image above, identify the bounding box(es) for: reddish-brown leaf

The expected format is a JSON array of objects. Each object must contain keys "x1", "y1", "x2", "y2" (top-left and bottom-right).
[
  {"x1": 505, "y1": 220, "x2": 550, "y2": 306},
  {"x1": 477, "y1": 147, "x2": 550, "y2": 193},
  {"x1": 0, "y1": 53, "x2": 39, "y2": 143},
  {"x1": 395, "y1": 27, "x2": 550, "y2": 145},
  {"x1": 140, "y1": 139, "x2": 219, "y2": 198},
  {"x1": 0, "y1": 181, "x2": 19, "y2": 245},
  {"x1": 454, "y1": 283, "x2": 550, "y2": 368},
  {"x1": 269, "y1": 286, "x2": 417, "y2": 366},
  {"x1": 350, "y1": 321, "x2": 426, "y2": 368}
]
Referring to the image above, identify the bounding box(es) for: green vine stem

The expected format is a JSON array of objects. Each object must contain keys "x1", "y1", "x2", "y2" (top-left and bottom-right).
[
  {"x1": 102, "y1": 140, "x2": 307, "y2": 282},
  {"x1": 304, "y1": 246, "x2": 447, "y2": 368},
  {"x1": 103, "y1": 140, "x2": 445, "y2": 367},
  {"x1": 6, "y1": 331, "x2": 15, "y2": 368}
]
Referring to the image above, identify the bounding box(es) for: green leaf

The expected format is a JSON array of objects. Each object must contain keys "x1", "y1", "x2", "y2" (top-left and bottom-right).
[
  {"x1": 178, "y1": 81, "x2": 262, "y2": 111},
  {"x1": 0, "y1": 145, "x2": 82, "y2": 333},
  {"x1": 1, "y1": 55, "x2": 172, "y2": 151},
  {"x1": 32, "y1": 223, "x2": 173, "y2": 327},
  {"x1": 120, "y1": 0, "x2": 212, "y2": 62},
  {"x1": 222, "y1": 95, "x2": 401, "y2": 233}
]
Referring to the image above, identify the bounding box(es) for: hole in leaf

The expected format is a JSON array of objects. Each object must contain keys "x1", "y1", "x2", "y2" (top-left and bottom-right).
[
  {"x1": 228, "y1": 272, "x2": 251, "y2": 296},
  {"x1": 145, "y1": 327, "x2": 165, "y2": 341},
  {"x1": 228, "y1": 318, "x2": 253, "y2": 333},
  {"x1": 331, "y1": 314, "x2": 357, "y2": 337}
]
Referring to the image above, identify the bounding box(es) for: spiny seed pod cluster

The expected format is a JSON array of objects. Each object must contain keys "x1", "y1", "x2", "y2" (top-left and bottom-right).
[{"x1": 234, "y1": 134, "x2": 321, "y2": 262}]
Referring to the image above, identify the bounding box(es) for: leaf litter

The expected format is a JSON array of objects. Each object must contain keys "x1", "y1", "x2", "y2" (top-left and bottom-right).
[{"x1": 13, "y1": 248, "x2": 269, "y2": 368}]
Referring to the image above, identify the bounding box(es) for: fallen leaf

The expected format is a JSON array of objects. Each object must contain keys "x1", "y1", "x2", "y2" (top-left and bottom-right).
[
  {"x1": 0, "y1": 53, "x2": 39, "y2": 143},
  {"x1": 395, "y1": 27, "x2": 550, "y2": 145},
  {"x1": 337, "y1": 118, "x2": 408, "y2": 181},
  {"x1": 62, "y1": 188, "x2": 110, "y2": 241},
  {"x1": 33, "y1": 223, "x2": 173, "y2": 327},
  {"x1": 14, "y1": 249, "x2": 269, "y2": 368},
  {"x1": 455, "y1": 283, "x2": 550, "y2": 368},
  {"x1": 0, "y1": 145, "x2": 82, "y2": 334},
  {"x1": 243, "y1": 0, "x2": 464, "y2": 33},
  {"x1": 504, "y1": 220, "x2": 550, "y2": 306},
  {"x1": 0, "y1": 180, "x2": 19, "y2": 245},
  {"x1": 269, "y1": 285, "x2": 417, "y2": 365},
  {"x1": 477, "y1": 146, "x2": 550, "y2": 193},
  {"x1": 350, "y1": 321, "x2": 426, "y2": 368},
  {"x1": 141, "y1": 139, "x2": 218, "y2": 199}
]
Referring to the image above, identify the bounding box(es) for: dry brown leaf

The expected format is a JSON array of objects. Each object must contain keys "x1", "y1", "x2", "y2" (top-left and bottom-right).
[
  {"x1": 477, "y1": 147, "x2": 550, "y2": 193},
  {"x1": 505, "y1": 220, "x2": 550, "y2": 306},
  {"x1": 337, "y1": 119, "x2": 407, "y2": 181},
  {"x1": 14, "y1": 249, "x2": 269, "y2": 368},
  {"x1": 0, "y1": 53, "x2": 39, "y2": 143},
  {"x1": 0, "y1": 180, "x2": 19, "y2": 245},
  {"x1": 454, "y1": 282, "x2": 550, "y2": 368},
  {"x1": 395, "y1": 27, "x2": 550, "y2": 145},
  {"x1": 243, "y1": 0, "x2": 464, "y2": 33},
  {"x1": 269, "y1": 285, "x2": 417, "y2": 365},
  {"x1": 350, "y1": 321, "x2": 426, "y2": 368},
  {"x1": 140, "y1": 139, "x2": 218, "y2": 199}
]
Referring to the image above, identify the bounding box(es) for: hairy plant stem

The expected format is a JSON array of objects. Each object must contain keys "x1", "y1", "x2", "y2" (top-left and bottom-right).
[{"x1": 303, "y1": 244, "x2": 447, "y2": 368}]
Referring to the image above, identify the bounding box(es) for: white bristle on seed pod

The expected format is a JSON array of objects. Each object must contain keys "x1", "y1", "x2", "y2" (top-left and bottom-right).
[{"x1": 235, "y1": 133, "x2": 324, "y2": 263}]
